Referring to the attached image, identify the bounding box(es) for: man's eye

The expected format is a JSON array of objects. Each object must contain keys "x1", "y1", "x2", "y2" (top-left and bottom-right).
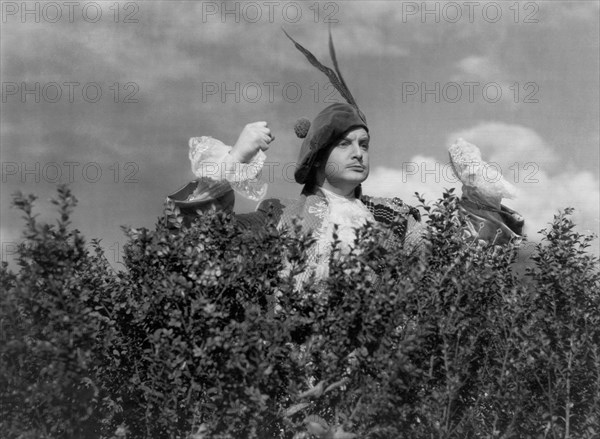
[{"x1": 360, "y1": 143, "x2": 369, "y2": 150}]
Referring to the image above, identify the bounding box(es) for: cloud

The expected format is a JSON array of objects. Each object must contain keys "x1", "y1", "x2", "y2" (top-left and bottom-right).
[
  {"x1": 454, "y1": 56, "x2": 504, "y2": 81},
  {"x1": 363, "y1": 154, "x2": 459, "y2": 205},
  {"x1": 447, "y1": 123, "x2": 559, "y2": 173},
  {"x1": 510, "y1": 169, "x2": 600, "y2": 239},
  {"x1": 545, "y1": 2, "x2": 600, "y2": 26},
  {"x1": 451, "y1": 56, "x2": 519, "y2": 111}
]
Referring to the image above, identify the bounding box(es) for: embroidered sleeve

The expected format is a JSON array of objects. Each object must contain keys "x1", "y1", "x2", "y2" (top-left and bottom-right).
[
  {"x1": 458, "y1": 197, "x2": 524, "y2": 245},
  {"x1": 188, "y1": 136, "x2": 267, "y2": 201}
]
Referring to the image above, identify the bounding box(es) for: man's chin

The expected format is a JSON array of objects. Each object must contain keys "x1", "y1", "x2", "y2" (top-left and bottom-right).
[{"x1": 342, "y1": 172, "x2": 368, "y2": 184}]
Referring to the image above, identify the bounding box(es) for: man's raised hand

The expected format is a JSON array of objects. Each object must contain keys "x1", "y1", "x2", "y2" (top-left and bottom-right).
[{"x1": 230, "y1": 121, "x2": 275, "y2": 164}]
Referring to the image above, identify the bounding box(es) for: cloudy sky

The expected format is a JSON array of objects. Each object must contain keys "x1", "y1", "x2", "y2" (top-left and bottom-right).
[{"x1": 1, "y1": 0, "x2": 599, "y2": 266}]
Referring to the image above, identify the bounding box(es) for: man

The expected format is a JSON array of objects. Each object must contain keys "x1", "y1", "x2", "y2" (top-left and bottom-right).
[{"x1": 167, "y1": 30, "x2": 523, "y2": 286}]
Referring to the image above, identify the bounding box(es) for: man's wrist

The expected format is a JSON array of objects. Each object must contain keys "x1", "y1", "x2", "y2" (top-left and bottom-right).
[
  {"x1": 229, "y1": 148, "x2": 247, "y2": 163},
  {"x1": 224, "y1": 152, "x2": 239, "y2": 175}
]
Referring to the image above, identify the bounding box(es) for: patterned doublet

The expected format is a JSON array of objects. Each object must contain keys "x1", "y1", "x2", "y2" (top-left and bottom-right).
[
  {"x1": 237, "y1": 188, "x2": 424, "y2": 289},
  {"x1": 360, "y1": 196, "x2": 421, "y2": 243},
  {"x1": 239, "y1": 191, "x2": 422, "y2": 245}
]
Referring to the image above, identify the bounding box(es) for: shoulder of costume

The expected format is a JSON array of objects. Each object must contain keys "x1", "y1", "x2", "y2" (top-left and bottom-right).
[
  {"x1": 361, "y1": 194, "x2": 421, "y2": 222},
  {"x1": 459, "y1": 196, "x2": 524, "y2": 237}
]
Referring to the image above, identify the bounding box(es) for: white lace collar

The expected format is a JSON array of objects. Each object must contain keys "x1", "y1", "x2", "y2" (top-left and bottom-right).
[{"x1": 318, "y1": 187, "x2": 374, "y2": 227}]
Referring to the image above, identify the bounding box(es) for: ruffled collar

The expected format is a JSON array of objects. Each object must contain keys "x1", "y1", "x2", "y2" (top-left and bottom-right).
[{"x1": 316, "y1": 186, "x2": 375, "y2": 251}]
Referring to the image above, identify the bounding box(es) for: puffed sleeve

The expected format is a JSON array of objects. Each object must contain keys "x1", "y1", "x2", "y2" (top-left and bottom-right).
[
  {"x1": 188, "y1": 136, "x2": 268, "y2": 202},
  {"x1": 166, "y1": 136, "x2": 271, "y2": 226},
  {"x1": 449, "y1": 138, "x2": 524, "y2": 245},
  {"x1": 166, "y1": 136, "x2": 274, "y2": 229}
]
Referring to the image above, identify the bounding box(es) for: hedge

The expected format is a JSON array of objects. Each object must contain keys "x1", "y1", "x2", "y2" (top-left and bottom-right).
[{"x1": 1, "y1": 185, "x2": 598, "y2": 439}]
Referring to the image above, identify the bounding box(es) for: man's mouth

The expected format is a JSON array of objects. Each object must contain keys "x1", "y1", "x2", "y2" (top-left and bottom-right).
[{"x1": 347, "y1": 164, "x2": 365, "y2": 171}]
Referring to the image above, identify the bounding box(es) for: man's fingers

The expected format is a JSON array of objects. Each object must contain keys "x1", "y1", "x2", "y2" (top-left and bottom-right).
[
  {"x1": 258, "y1": 138, "x2": 270, "y2": 151},
  {"x1": 258, "y1": 127, "x2": 273, "y2": 143},
  {"x1": 262, "y1": 133, "x2": 275, "y2": 145}
]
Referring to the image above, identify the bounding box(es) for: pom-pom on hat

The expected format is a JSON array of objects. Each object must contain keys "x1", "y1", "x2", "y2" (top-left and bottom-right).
[
  {"x1": 294, "y1": 103, "x2": 368, "y2": 184},
  {"x1": 283, "y1": 26, "x2": 368, "y2": 184},
  {"x1": 294, "y1": 117, "x2": 311, "y2": 138}
]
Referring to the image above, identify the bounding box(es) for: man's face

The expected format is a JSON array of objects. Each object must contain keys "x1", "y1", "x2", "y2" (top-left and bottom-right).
[{"x1": 322, "y1": 127, "x2": 370, "y2": 190}]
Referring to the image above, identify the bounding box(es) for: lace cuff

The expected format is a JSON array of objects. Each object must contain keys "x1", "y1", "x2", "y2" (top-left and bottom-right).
[
  {"x1": 188, "y1": 136, "x2": 267, "y2": 201},
  {"x1": 448, "y1": 138, "x2": 517, "y2": 208}
]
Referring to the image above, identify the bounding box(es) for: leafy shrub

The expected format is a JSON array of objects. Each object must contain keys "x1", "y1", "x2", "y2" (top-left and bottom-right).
[{"x1": 1, "y1": 186, "x2": 598, "y2": 439}]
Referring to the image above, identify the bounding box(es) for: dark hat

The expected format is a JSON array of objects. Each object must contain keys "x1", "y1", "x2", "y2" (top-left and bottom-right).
[
  {"x1": 283, "y1": 27, "x2": 368, "y2": 184},
  {"x1": 294, "y1": 103, "x2": 368, "y2": 184}
]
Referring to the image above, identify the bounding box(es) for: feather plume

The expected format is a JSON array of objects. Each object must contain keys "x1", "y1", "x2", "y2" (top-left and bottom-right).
[
  {"x1": 328, "y1": 23, "x2": 350, "y2": 97},
  {"x1": 282, "y1": 27, "x2": 365, "y2": 122}
]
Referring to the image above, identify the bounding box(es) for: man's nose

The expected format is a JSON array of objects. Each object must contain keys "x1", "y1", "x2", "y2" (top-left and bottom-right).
[{"x1": 351, "y1": 142, "x2": 363, "y2": 159}]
